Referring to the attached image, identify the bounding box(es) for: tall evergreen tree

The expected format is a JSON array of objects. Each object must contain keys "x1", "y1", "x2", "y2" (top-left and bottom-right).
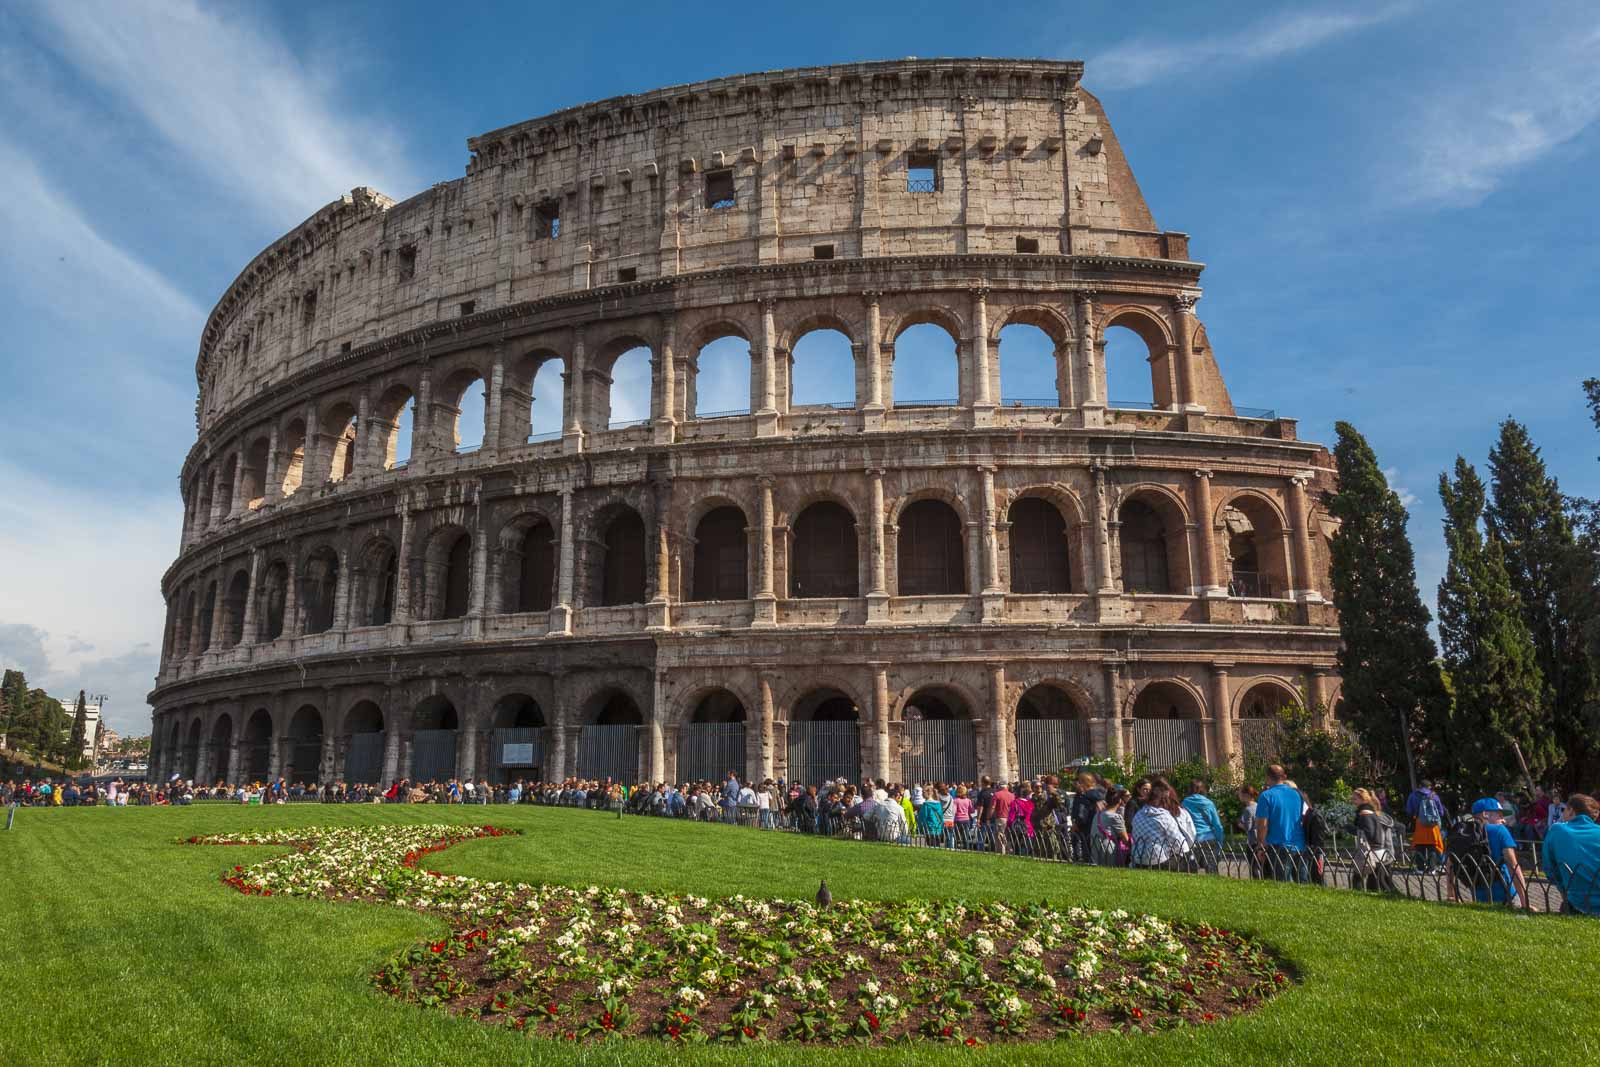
[
  {"x1": 93, "y1": 717, "x2": 106, "y2": 763},
  {"x1": 1325, "y1": 422, "x2": 1450, "y2": 793},
  {"x1": 1438, "y1": 458, "x2": 1558, "y2": 790},
  {"x1": 1486, "y1": 419, "x2": 1598, "y2": 787},
  {"x1": 0, "y1": 668, "x2": 25, "y2": 749},
  {"x1": 68, "y1": 690, "x2": 89, "y2": 770}
]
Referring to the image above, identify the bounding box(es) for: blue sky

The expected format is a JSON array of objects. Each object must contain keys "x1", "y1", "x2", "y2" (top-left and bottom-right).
[{"x1": 2, "y1": 0, "x2": 1597, "y2": 734}]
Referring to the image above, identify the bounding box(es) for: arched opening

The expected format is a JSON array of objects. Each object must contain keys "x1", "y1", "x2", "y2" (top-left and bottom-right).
[
  {"x1": 243, "y1": 709, "x2": 272, "y2": 782},
  {"x1": 1130, "y1": 681, "x2": 1204, "y2": 769},
  {"x1": 373, "y1": 387, "x2": 415, "y2": 470},
  {"x1": 512, "y1": 519, "x2": 556, "y2": 613},
  {"x1": 196, "y1": 475, "x2": 215, "y2": 530},
  {"x1": 323, "y1": 403, "x2": 358, "y2": 483},
  {"x1": 596, "y1": 508, "x2": 647, "y2": 606},
  {"x1": 221, "y1": 569, "x2": 250, "y2": 648},
  {"x1": 998, "y1": 322, "x2": 1060, "y2": 406},
  {"x1": 1118, "y1": 495, "x2": 1186, "y2": 595},
  {"x1": 1237, "y1": 681, "x2": 1297, "y2": 762},
  {"x1": 301, "y1": 547, "x2": 340, "y2": 634},
  {"x1": 343, "y1": 701, "x2": 386, "y2": 785},
  {"x1": 241, "y1": 438, "x2": 269, "y2": 509},
  {"x1": 1008, "y1": 496, "x2": 1072, "y2": 593},
  {"x1": 1103, "y1": 314, "x2": 1173, "y2": 411},
  {"x1": 490, "y1": 694, "x2": 545, "y2": 784},
  {"x1": 892, "y1": 322, "x2": 959, "y2": 407},
  {"x1": 422, "y1": 527, "x2": 472, "y2": 621},
  {"x1": 174, "y1": 590, "x2": 195, "y2": 658},
  {"x1": 680, "y1": 689, "x2": 747, "y2": 783},
  {"x1": 897, "y1": 499, "x2": 965, "y2": 595},
  {"x1": 182, "y1": 719, "x2": 201, "y2": 780},
  {"x1": 447, "y1": 374, "x2": 487, "y2": 453},
  {"x1": 693, "y1": 334, "x2": 752, "y2": 418},
  {"x1": 1014, "y1": 684, "x2": 1089, "y2": 779},
  {"x1": 606, "y1": 345, "x2": 653, "y2": 428},
  {"x1": 787, "y1": 689, "x2": 861, "y2": 786},
  {"x1": 789, "y1": 328, "x2": 855, "y2": 408},
  {"x1": 529, "y1": 358, "x2": 565, "y2": 440},
  {"x1": 285, "y1": 705, "x2": 323, "y2": 783},
  {"x1": 412, "y1": 695, "x2": 459, "y2": 782},
  {"x1": 1222, "y1": 496, "x2": 1293, "y2": 599},
  {"x1": 216, "y1": 455, "x2": 238, "y2": 518},
  {"x1": 280, "y1": 419, "x2": 306, "y2": 496},
  {"x1": 260, "y1": 562, "x2": 288, "y2": 641},
  {"x1": 208, "y1": 714, "x2": 232, "y2": 782},
  {"x1": 790, "y1": 501, "x2": 859, "y2": 598},
  {"x1": 577, "y1": 690, "x2": 644, "y2": 784},
  {"x1": 902, "y1": 686, "x2": 976, "y2": 784},
  {"x1": 360, "y1": 541, "x2": 399, "y2": 627},
  {"x1": 197, "y1": 582, "x2": 217, "y2": 652},
  {"x1": 691, "y1": 506, "x2": 749, "y2": 602}
]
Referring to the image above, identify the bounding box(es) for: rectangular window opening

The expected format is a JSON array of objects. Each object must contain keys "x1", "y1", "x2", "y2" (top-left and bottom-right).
[
  {"x1": 1016, "y1": 237, "x2": 1040, "y2": 254},
  {"x1": 397, "y1": 246, "x2": 417, "y2": 281},
  {"x1": 705, "y1": 169, "x2": 736, "y2": 210},
  {"x1": 301, "y1": 290, "x2": 317, "y2": 326},
  {"x1": 907, "y1": 152, "x2": 938, "y2": 193},
  {"x1": 534, "y1": 201, "x2": 561, "y2": 239},
  {"x1": 459, "y1": 300, "x2": 476, "y2": 317},
  {"x1": 340, "y1": 341, "x2": 352, "y2": 356},
  {"x1": 813, "y1": 244, "x2": 835, "y2": 260},
  {"x1": 617, "y1": 267, "x2": 637, "y2": 283}
]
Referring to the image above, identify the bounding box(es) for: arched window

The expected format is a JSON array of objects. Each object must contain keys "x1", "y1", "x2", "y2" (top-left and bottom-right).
[
  {"x1": 1103, "y1": 313, "x2": 1174, "y2": 411},
  {"x1": 529, "y1": 359, "x2": 564, "y2": 440},
  {"x1": 578, "y1": 689, "x2": 644, "y2": 784},
  {"x1": 302, "y1": 548, "x2": 340, "y2": 634},
  {"x1": 280, "y1": 420, "x2": 306, "y2": 496},
  {"x1": 241, "y1": 438, "x2": 269, "y2": 508},
  {"x1": 607, "y1": 346, "x2": 652, "y2": 428},
  {"x1": 998, "y1": 322, "x2": 1060, "y2": 406},
  {"x1": 243, "y1": 709, "x2": 273, "y2": 780},
  {"x1": 517, "y1": 520, "x2": 556, "y2": 612},
  {"x1": 790, "y1": 328, "x2": 855, "y2": 408},
  {"x1": 897, "y1": 499, "x2": 965, "y2": 595},
  {"x1": 374, "y1": 387, "x2": 414, "y2": 469},
  {"x1": 786, "y1": 689, "x2": 861, "y2": 786},
  {"x1": 362, "y1": 542, "x2": 398, "y2": 627},
  {"x1": 693, "y1": 334, "x2": 752, "y2": 417},
  {"x1": 1119, "y1": 499, "x2": 1174, "y2": 594},
  {"x1": 450, "y1": 376, "x2": 487, "y2": 453},
  {"x1": 216, "y1": 455, "x2": 238, "y2": 517},
  {"x1": 1007, "y1": 497, "x2": 1072, "y2": 593},
  {"x1": 1222, "y1": 497, "x2": 1292, "y2": 599},
  {"x1": 443, "y1": 533, "x2": 472, "y2": 619},
  {"x1": 323, "y1": 404, "x2": 358, "y2": 482},
  {"x1": 285, "y1": 706, "x2": 323, "y2": 783},
  {"x1": 902, "y1": 686, "x2": 976, "y2": 784},
  {"x1": 681, "y1": 689, "x2": 747, "y2": 782},
  {"x1": 222, "y1": 570, "x2": 250, "y2": 647},
  {"x1": 1014, "y1": 684, "x2": 1088, "y2": 778},
  {"x1": 261, "y1": 562, "x2": 288, "y2": 641},
  {"x1": 692, "y1": 506, "x2": 748, "y2": 602},
  {"x1": 598, "y1": 509, "x2": 647, "y2": 606},
  {"x1": 892, "y1": 323, "x2": 958, "y2": 407},
  {"x1": 790, "y1": 501, "x2": 858, "y2": 598},
  {"x1": 197, "y1": 582, "x2": 217, "y2": 651}
]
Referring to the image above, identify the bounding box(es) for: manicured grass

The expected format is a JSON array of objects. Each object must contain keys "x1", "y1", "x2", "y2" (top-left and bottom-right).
[{"x1": 1, "y1": 804, "x2": 1594, "y2": 1065}]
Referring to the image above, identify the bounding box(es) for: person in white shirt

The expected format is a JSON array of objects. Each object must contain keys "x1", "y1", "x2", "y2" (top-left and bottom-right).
[
  {"x1": 754, "y1": 782, "x2": 774, "y2": 829},
  {"x1": 1130, "y1": 780, "x2": 1197, "y2": 870}
]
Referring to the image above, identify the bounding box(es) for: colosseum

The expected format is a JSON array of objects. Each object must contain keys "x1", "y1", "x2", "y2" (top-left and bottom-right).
[{"x1": 148, "y1": 57, "x2": 1342, "y2": 790}]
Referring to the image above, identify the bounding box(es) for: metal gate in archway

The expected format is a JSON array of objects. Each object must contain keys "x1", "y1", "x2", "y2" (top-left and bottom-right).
[
  {"x1": 285, "y1": 739, "x2": 322, "y2": 784},
  {"x1": 491, "y1": 727, "x2": 543, "y2": 784},
  {"x1": 903, "y1": 719, "x2": 976, "y2": 784},
  {"x1": 1015, "y1": 719, "x2": 1091, "y2": 779},
  {"x1": 1129, "y1": 720, "x2": 1203, "y2": 769},
  {"x1": 344, "y1": 732, "x2": 385, "y2": 784},
  {"x1": 577, "y1": 724, "x2": 640, "y2": 784},
  {"x1": 412, "y1": 728, "x2": 458, "y2": 782},
  {"x1": 679, "y1": 723, "x2": 746, "y2": 784},
  {"x1": 786, "y1": 721, "x2": 861, "y2": 787}
]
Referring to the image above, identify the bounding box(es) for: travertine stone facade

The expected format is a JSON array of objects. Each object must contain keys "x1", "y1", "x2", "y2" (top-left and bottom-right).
[{"x1": 149, "y1": 58, "x2": 1340, "y2": 789}]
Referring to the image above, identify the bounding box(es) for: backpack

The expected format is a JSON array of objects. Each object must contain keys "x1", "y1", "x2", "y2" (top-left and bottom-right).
[
  {"x1": 1302, "y1": 803, "x2": 1333, "y2": 850},
  {"x1": 1418, "y1": 793, "x2": 1442, "y2": 826}
]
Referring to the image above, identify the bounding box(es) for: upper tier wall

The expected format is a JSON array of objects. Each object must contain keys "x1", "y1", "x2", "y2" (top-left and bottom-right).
[{"x1": 194, "y1": 58, "x2": 1187, "y2": 431}]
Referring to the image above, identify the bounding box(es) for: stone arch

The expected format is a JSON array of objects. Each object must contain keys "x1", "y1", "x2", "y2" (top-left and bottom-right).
[
  {"x1": 1126, "y1": 678, "x2": 1207, "y2": 768},
  {"x1": 898, "y1": 682, "x2": 979, "y2": 785},
  {"x1": 284, "y1": 704, "x2": 324, "y2": 783},
  {"x1": 279, "y1": 417, "x2": 307, "y2": 496},
  {"x1": 898, "y1": 682, "x2": 976, "y2": 722},
  {"x1": 490, "y1": 692, "x2": 546, "y2": 730},
  {"x1": 259, "y1": 559, "x2": 289, "y2": 641},
  {"x1": 208, "y1": 712, "x2": 233, "y2": 780},
  {"x1": 590, "y1": 333, "x2": 655, "y2": 430},
  {"x1": 575, "y1": 685, "x2": 646, "y2": 784},
  {"x1": 216, "y1": 453, "x2": 239, "y2": 518},
  {"x1": 1014, "y1": 680, "x2": 1091, "y2": 779},
  {"x1": 995, "y1": 306, "x2": 1072, "y2": 407},
  {"x1": 677, "y1": 686, "x2": 749, "y2": 783},
  {"x1": 1127, "y1": 678, "x2": 1206, "y2": 719},
  {"x1": 340, "y1": 698, "x2": 386, "y2": 785},
  {"x1": 220, "y1": 566, "x2": 251, "y2": 647},
  {"x1": 1101, "y1": 305, "x2": 1177, "y2": 410},
  {"x1": 789, "y1": 498, "x2": 860, "y2": 598},
  {"x1": 242, "y1": 707, "x2": 273, "y2": 781},
  {"x1": 1015, "y1": 680, "x2": 1092, "y2": 719},
  {"x1": 786, "y1": 685, "x2": 863, "y2": 788},
  {"x1": 507, "y1": 345, "x2": 568, "y2": 445},
  {"x1": 182, "y1": 718, "x2": 202, "y2": 780},
  {"x1": 411, "y1": 693, "x2": 460, "y2": 782},
  {"x1": 689, "y1": 503, "x2": 750, "y2": 602},
  {"x1": 240, "y1": 435, "x2": 270, "y2": 508},
  {"x1": 420, "y1": 523, "x2": 473, "y2": 620},
  {"x1": 371, "y1": 384, "x2": 417, "y2": 469},
  {"x1": 1006, "y1": 493, "x2": 1075, "y2": 594},
  {"x1": 300, "y1": 545, "x2": 341, "y2": 634},
  {"x1": 495, "y1": 508, "x2": 559, "y2": 614},
  {"x1": 352, "y1": 535, "x2": 399, "y2": 628},
  {"x1": 1234, "y1": 678, "x2": 1303, "y2": 720},
  {"x1": 343, "y1": 700, "x2": 385, "y2": 735},
  {"x1": 1117, "y1": 486, "x2": 1191, "y2": 595},
  {"x1": 321, "y1": 401, "x2": 359, "y2": 482},
  {"x1": 894, "y1": 494, "x2": 967, "y2": 596},
  {"x1": 889, "y1": 316, "x2": 961, "y2": 407},
  {"x1": 438, "y1": 366, "x2": 489, "y2": 453},
  {"x1": 196, "y1": 580, "x2": 218, "y2": 652},
  {"x1": 1216, "y1": 489, "x2": 1293, "y2": 600},
  {"x1": 787, "y1": 320, "x2": 857, "y2": 409},
  {"x1": 588, "y1": 502, "x2": 648, "y2": 607},
  {"x1": 689, "y1": 322, "x2": 754, "y2": 418}
]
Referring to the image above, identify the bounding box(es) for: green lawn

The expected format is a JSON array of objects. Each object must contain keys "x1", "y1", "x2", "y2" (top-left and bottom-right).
[{"x1": 1, "y1": 803, "x2": 1595, "y2": 1065}]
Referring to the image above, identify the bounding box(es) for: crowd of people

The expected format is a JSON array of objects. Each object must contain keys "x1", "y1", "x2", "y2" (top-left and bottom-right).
[{"x1": 8, "y1": 762, "x2": 1597, "y2": 916}]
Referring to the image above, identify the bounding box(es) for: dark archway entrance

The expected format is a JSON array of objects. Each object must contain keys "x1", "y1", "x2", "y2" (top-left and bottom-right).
[
  {"x1": 787, "y1": 689, "x2": 861, "y2": 786},
  {"x1": 680, "y1": 690, "x2": 746, "y2": 783},
  {"x1": 901, "y1": 687, "x2": 976, "y2": 784}
]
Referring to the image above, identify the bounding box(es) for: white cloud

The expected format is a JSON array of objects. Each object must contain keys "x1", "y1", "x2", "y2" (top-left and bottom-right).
[
  {"x1": 1386, "y1": 25, "x2": 1600, "y2": 208},
  {"x1": 1089, "y1": 4, "x2": 1416, "y2": 90},
  {"x1": 18, "y1": 0, "x2": 421, "y2": 225},
  {"x1": 1383, "y1": 467, "x2": 1419, "y2": 510}
]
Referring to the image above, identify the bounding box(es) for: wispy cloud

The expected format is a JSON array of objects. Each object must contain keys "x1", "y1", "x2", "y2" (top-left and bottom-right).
[
  {"x1": 1386, "y1": 24, "x2": 1600, "y2": 208},
  {"x1": 1383, "y1": 467, "x2": 1419, "y2": 511},
  {"x1": 1089, "y1": 4, "x2": 1415, "y2": 90},
  {"x1": 18, "y1": 0, "x2": 421, "y2": 225}
]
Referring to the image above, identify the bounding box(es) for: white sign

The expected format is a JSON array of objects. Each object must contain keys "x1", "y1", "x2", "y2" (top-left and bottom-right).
[{"x1": 502, "y1": 743, "x2": 535, "y2": 766}]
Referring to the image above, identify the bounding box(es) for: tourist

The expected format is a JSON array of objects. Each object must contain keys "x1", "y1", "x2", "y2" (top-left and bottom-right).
[
  {"x1": 987, "y1": 777, "x2": 1014, "y2": 854},
  {"x1": 1254, "y1": 764, "x2": 1308, "y2": 882},
  {"x1": 1181, "y1": 781, "x2": 1225, "y2": 874},
  {"x1": 1091, "y1": 785, "x2": 1131, "y2": 867},
  {"x1": 1069, "y1": 772, "x2": 1105, "y2": 863},
  {"x1": 1406, "y1": 779, "x2": 1448, "y2": 872},
  {"x1": 1236, "y1": 785, "x2": 1260, "y2": 877},
  {"x1": 950, "y1": 784, "x2": 974, "y2": 847},
  {"x1": 917, "y1": 785, "x2": 946, "y2": 842},
  {"x1": 1009, "y1": 782, "x2": 1036, "y2": 855},
  {"x1": 1126, "y1": 776, "x2": 1153, "y2": 824},
  {"x1": 1129, "y1": 780, "x2": 1195, "y2": 871},
  {"x1": 1540, "y1": 794, "x2": 1600, "y2": 915},
  {"x1": 1447, "y1": 797, "x2": 1527, "y2": 908},
  {"x1": 1350, "y1": 787, "x2": 1395, "y2": 892}
]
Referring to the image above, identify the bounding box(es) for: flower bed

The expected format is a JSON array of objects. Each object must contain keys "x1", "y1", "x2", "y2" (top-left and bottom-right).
[{"x1": 187, "y1": 825, "x2": 1288, "y2": 1045}]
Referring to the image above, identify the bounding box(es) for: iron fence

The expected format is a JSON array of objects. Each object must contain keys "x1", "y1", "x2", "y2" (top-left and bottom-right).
[
  {"x1": 786, "y1": 721, "x2": 861, "y2": 787},
  {"x1": 1128, "y1": 720, "x2": 1203, "y2": 768}
]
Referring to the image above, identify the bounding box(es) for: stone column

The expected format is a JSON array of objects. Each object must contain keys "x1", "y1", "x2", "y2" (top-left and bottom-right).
[
  {"x1": 485, "y1": 346, "x2": 505, "y2": 456},
  {"x1": 381, "y1": 720, "x2": 401, "y2": 784},
  {"x1": 1092, "y1": 466, "x2": 1115, "y2": 592},
  {"x1": 987, "y1": 663, "x2": 1010, "y2": 782},
  {"x1": 208, "y1": 472, "x2": 226, "y2": 529},
  {"x1": 239, "y1": 549, "x2": 263, "y2": 645},
  {"x1": 266, "y1": 725, "x2": 282, "y2": 779},
  {"x1": 414, "y1": 369, "x2": 433, "y2": 463},
  {"x1": 757, "y1": 671, "x2": 776, "y2": 781},
  {"x1": 392, "y1": 498, "x2": 413, "y2": 626},
  {"x1": 229, "y1": 455, "x2": 246, "y2": 517},
  {"x1": 970, "y1": 287, "x2": 994, "y2": 418},
  {"x1": 331, "y1": 548, "x2": 353, "y2": 631},
  {"x1": 871, "y1": 663, "x2": 892, "y2": 783},
  {"x1": 1210, "y1": 664, "x2": 1236, "y2": 768},
  {"x1": 647, "y1": 481, "x2": 672, "y2": 630},
  {"x1": 549, "y1": 704, "x2": 569, "y2": 781},
  {"x1": 302, "y1": 401, "x2": 322, "y2": 483},
  {"x1": 320, "y1": 732, "x2": 336, "y2": 784},
  {"x1": 207, "y1": 570, "x2": 228, "y2": 651},
  {"x1": 654, "y1": 315, "x2": 677, "y2": 444},
  {"x1": 1174, "y1": 293, "x2": 1203, "y2": 412},
  {"x1": 866, "y1": 469, "x2": 889, "y2": 621},
  {"x1": 648, "y1": 670, "x2": 667, "y2": 782},
  {"x1": 1288, "y1": 475, "x2": 1321, "y2": 601},
  {"x1": 195, "y1": 737, "x2": 212, "y2": 785},
  {"x1": 281, "y1": 556, "x2": 302, "y2": 638},
  {"x1": 1191, "y1": 469, "x2": 1224, "y2": 597},
  {"x1": 552, "y1": 488, "x2": 575, "y2": 633},
  {"x1": 753, "y1": 476, "x2": 777, "y2": 625},
  {"x1": 979, "y1": 466, "x2": 1002, "y2": 617},
  {"x1": 354, "y1": 391, "x2": 372, "y2": 473},
  {"x1": 1077, "y1": 292, "x2": 1103, "y2": 419},
  {"x1": 226, "y1": 738, "x2": 241, "y2": 785},
  {"x1": 1102, "y1": 662, "x2": 1127, "y2": 760},
  {"x1": 1306, "y1": 667, "x2": 1332, "y2": 730},
  {"x1": 264, "y1": 423, "x2": 282, "y2": 505},
  {"x1": 863, "y1": 291, "x2": 884, "y2": 413},
  {"x1": 756, "y1": 298, "x2": 778, "y2": 435},
  {"x1": 468, "y1": 494, "x2": 489, "y2": 625},
  {"x1": 457, "y1": 724, "x2": 478, "y2": 781}
]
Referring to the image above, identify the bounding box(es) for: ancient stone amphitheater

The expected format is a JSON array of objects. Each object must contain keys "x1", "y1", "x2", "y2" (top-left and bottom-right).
[{"x1": 148, "y1": 58, "x2": 1341, "y2": 790}]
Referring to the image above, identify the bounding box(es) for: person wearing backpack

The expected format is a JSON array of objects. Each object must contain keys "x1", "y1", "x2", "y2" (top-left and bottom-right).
[
  {"x1": 1299, "y1": 788, "x2": 1333, "y2": 886},
  {"x1": 1351, "y1": 787, "x2": 1396, "y2": 892},
  {"x1": 1406, "y1": 780, "x2": 1447, "y2": 872},
  {"x1": 1253, "y1": 764, "x2": 1309, "y2": 883},
  {"x1": 1446, "y1": 798, "x2": 1527, "y2": 908}
]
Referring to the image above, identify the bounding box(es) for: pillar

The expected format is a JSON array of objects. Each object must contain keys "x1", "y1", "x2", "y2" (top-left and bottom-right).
[
  {"x1": 648, "y1": 481, "x2": 672, "y2": 630},
  {"x1": 863, "y1": 291, "x2": 884, "y2": 411},
  {"x1": 757, "y1": 672, "x2": 776, "y2": 781},
  {"x1": 229, "y1": 455, "x2": 246, "y2": 517},
  {"x1": 654, "y1": 316, "x2": 677, "y2": 444},
  {"x1": 753, "y1": 477, "x2": 776, "y2": 625},
  {"x1": 987, "y1": 663, "x2": 1010, "y2": 782},
  {"x1": 1191, "y1": 469, "x2": 1224, "y2": 596},
  {"x1": 1102, "y1": 662, "x2": 1125, "y2": 760},
  {"x1": 552, "y1": 489, "x2": 575, "y2": 633},
  {"x1": 264, "y1": 422, "x2": 282, "y2": 505},
  {"x1": 239, "y1": 549, "x2": 263, "y2": 645},
  {"x1": 195, "y1": 738, "x2": 212, "y2": 785},
  {"x1": 468, "y1": 497, "x2": 489, "y2": 621},
  {"x1": 649, "y1": 670, "x2": 667, "y2": 782},
  {"x1": 550, "y1": 712, "x2": 570, "y2": 781},
  {"x1": 871, "y1": 663, "x2": 892, "y2": 783},
  {"x1": 414, "y1": 370, "x2": 433, "y2": 461},
  {"x1": 281, "y1": 553, "x2": 302, "y2": 638},
  {"x1": 266, "y1": 727, "x2": 282, "y2": 779},
  {"x1": 1210, "y1": 664, "x2": 1235, "y2": 768},
  {"x1": 227, "y1": 738, "x2": 241, "y2": 785},
  {"x1": 756, "y1": 298, "x2": 778, "y2": 434},
  {"x1": 381, "y1": 721, "x2": 401, "y2": 784},
  {"x1": 207, "y1": 570, "x2": 228, "y2": 651},
  {"x1": 1307, "y1": 667, "x2": 1332, "y2": 730},
  {"x1": 1092, "y1": 466, "x2": 1115, "y2": 592},
  {"x1": 979, "y1": 466, "x2": 1001, "y2": 592},
  {"x1": 1175, "y1": 293, "x2": 1203, "y2": 412},
  {"x1": 866, "y1": 469, "x2": 889, "y2": 621},
  {"x1": 331, "y1": 549, "x2": 353, "y2": 631},
  {"x1": 1288, "y1": 475, "x2": 1321, "y2": 601},
  {"x1": 1077, "y1": 292, "x2": 1103, "y2": 415},
  {"x1": 302, "y1": 401, "x2": 322, "y2": 483},
  {"x1": 320, "y1": 732, "x2": 336, "y2": 784},
  {"x1": 354, "y1": 391, "x2": 372, "y2": 472},
  {"x1": 457, "y1": 725, "x2": 478, "y2": 781},
  {"x1": 485, "y1": 346, "x2": 505, "y2": 455},
  {"x1": 971, "y1": 287, "x2": 994, "y2": 412}
]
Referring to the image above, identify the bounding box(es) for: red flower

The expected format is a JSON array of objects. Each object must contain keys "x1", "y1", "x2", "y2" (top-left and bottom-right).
[
  {"x1": 513, "y1": 1018, "x2": 526, "y2": 1030},
  {"x1": 941, "y1": 1026, "x2": 952, "y2": 1037},
  {"x1": 667, "y1": 1025, "x2": 681, "y2": 1038},
  {"x1": 964, "y1": 1037, "x2": 978, "y2": 1046},
  {"x1": 1274, "y1": 973, "x2": 1287, "y2": 985},
  {"x1": 430, "y1": 942, "x2": 446, "y2": 954},
  {"x1": 866, "y1": 1012, "x2": 880, "y2": 1031},
  {"x1": 1130, "y1": 1008, "x2": 1144, "y2": 1020},
  {"x1": 742, "y1": 1026, "x2": 755, "y2": 1038},
  {"x1": 1202, "y1": 1013, "x2": 1217, "y2": 1022},
  {"x1": 547, "y1": 1004, "x2": 559, "y2": 1015}
]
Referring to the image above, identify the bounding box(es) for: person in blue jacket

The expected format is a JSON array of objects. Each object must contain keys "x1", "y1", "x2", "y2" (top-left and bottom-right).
[
  {"x1": 1181, "y1": 780, "x2": 1226, "y2": 874},
  {"x1": 1542, "y1": 793, "x2": 1600, "y2": 915}
]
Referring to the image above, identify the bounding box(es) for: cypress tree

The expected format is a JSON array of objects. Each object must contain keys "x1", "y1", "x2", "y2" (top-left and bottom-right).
[
  {"x1": 0, "y1": 669, "x2": 25, "y2": 749},
  {"x1": 1325, "y1": 422, "x2": 1450, "y2": 793},
  {"x1": 69, "y1": 691, "x2": 89, "y2": 770},
  {"x1": 1439, "y1": 458, "x2": 1558, "y2": 789},
  {"x1": 1486, "y1": 419, "x2": 1597, "y2": 787}
]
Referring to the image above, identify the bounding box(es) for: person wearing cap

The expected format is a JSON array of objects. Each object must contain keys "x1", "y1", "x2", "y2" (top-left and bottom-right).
[
  {"x1": 1541, "y1": 793, "x2": 1600, "y2": 915},
  {"x1": 1456, "y1": 797, "x2": 1527, "y2": 907}
]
